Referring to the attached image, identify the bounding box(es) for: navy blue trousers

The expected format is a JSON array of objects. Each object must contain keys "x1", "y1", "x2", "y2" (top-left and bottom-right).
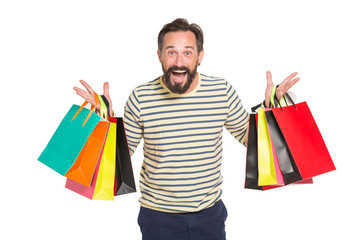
[{"x1": 138, "y1": 200, "x2": 228, "y2": 240}]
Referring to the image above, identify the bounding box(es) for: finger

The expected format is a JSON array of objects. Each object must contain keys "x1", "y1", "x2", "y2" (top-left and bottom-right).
[
  {"x1": 73, "y1": 87, "x2": 96, "y2": 105},
  {"x1": 103, "y1": 82, "x2": 110, "y2": 96},
  {"x1": 288, "y1": 77, "x2": 300, "y2": 88},
  {"x1": 284, "y1": 72, "x2": 298, "y2": 82},
  {"x1": 73, "y1": 87, "x2": 89, "y2": 98},
  {"x1": 79, "y1": 80, "x2": 95, "y2": 94},
  {"x1": 280, "y1": 77, "x2": 300, "y2": 94},
  {"x1": 279, "y1": 72, "x2": 298, "y2": 89},
  {"x1": 266, "y1": 71, "x2": 273, "y2": 86}
]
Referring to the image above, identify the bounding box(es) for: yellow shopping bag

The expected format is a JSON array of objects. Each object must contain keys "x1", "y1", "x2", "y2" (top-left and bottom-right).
[
  {"x1": 92, "y1": 121, "x2": 117, "y2": 200},
  {"x1": 257, "y1": 109, "x2": 277, "y2": 186}
]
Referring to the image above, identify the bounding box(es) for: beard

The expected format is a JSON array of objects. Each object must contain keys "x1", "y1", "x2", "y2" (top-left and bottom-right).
[{"x1": 163, "y1": 65, "x2": 198, "y2": 94}]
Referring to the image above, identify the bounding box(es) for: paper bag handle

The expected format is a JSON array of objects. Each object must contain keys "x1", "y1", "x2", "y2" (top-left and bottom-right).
[
  {"x1": 71, "y1": 92, "x2": 99, "y2": 126},
  {"x1": 274, "y1": 92, "x2": 296, "y2": 111}
]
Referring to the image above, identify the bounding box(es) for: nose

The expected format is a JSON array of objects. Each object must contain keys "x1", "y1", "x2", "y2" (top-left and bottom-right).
[{"x1": 174, "y1": 54, "x2": 184, "y2": 67}]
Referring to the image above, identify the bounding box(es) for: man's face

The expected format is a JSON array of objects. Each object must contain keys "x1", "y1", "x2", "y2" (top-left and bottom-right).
[{"x1": 158, "y1": 31, "x2": 204, "y2": 94}]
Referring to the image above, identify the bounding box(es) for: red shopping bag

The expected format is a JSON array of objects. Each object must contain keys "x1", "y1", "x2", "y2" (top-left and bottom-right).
[{"x1": 272, "y1": 102, "x2": 336, "y2": 180}]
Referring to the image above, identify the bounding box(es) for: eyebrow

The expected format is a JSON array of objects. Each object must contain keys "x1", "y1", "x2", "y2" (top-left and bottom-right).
[{"x1": 165, "y1": 46, "x2": 195, "y2": 51}]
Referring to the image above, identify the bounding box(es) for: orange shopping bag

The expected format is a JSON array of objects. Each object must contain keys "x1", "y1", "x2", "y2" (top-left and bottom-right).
[{"x1": 65, "y1": 120, "x2": 109, "y2": 186}]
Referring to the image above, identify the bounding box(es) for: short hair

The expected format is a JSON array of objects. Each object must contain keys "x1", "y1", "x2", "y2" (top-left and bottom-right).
[{"x1": 158, "y1": 18, "x2": 204, "y2": 54}]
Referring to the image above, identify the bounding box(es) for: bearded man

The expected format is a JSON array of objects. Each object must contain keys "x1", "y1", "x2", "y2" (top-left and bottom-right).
[{"x1": 74, "y1": 18, "x2": 299, "y2": 240}]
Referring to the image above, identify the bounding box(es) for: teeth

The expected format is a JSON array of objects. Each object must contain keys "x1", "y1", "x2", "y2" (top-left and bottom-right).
[{"x1": 173, "y1": 70, "x2": 186, "y2": 73}]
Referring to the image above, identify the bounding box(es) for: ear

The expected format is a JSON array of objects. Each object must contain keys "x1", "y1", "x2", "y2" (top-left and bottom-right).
[
  {"x1": 157, "y1": 49, "x2": 162, "y2": 62},
  {"x1": 198, "y1": 50, "x2": 205, "y2": 66}
]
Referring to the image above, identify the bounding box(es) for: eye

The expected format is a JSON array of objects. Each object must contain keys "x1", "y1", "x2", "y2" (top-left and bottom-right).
[
  {"x1": 185, "y1": 51, "x2": 191, "y2": 56},
  {"x1": 168, "y1": 51, "x2": 175, "y2": 55}
]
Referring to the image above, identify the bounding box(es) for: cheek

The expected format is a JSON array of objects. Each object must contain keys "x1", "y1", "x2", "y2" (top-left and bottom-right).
[
  {"x1": 188, "y1": 57, "x2": 199, "y2": 69},
  {"x1": 161, "y1": 57, "x2": 174, "y2": 68}
]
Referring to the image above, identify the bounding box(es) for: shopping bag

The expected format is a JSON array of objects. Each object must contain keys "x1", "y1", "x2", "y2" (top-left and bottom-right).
[
  {"x1": 272, "y1": 102, "x2": 336, "y2": 180},
  {"x1": 92, "y1": 120, "x2": 117, "y2": 200},
  {"x1": 245, "y1": 113, "x2": 312, "y2": 190},
  {"x1": 65, "y1": 144, "x2": 105, "y2": 199},
  {"x1": 64, "y1": 120, "x2": 109, "y2": 186},
  {"x1": 38, "y1": 102, "x2": 101, "y2": 175},
  {"x1": 265, "y1": 110, "x2": 303, "y2": 185},
  {"x1": 268, "y1": 126, "x2": 285, "y2": 186},
  {"x1": 113, "y1": 117, "x2": 136, "y2": 195},
  {"x1": 66, "y1": 120, "x2": 116, "y2": 200},
  {"x1": 245, "y1": 114, "x2": 263, "y2": 190},
  {"x1": 257, "y1": 109, "x2": 277, "y2": 186}
]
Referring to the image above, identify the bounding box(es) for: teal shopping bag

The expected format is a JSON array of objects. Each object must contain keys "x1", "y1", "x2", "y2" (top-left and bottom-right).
[{"x1": 38, "y1": 101, "x2": 101, "y2": 175}]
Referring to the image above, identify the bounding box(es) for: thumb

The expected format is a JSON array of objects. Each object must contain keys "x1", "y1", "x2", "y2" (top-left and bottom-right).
[
  {"x1": 264, "y1": 71, "x2": 274, "y2": 108},
  {"x1": 266, "y1": 71, "x2": 273, "y2": 87},
  {"x1": 103, "y1": 82, "x2": 110, "y2": 96},
  {"x1": 103, "y1": 82, "x2": 114, "y2": 117}
]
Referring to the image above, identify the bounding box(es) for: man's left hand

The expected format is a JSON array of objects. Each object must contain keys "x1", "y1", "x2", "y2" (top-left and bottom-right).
[{"x1": 265, "y1": 71, "x2": 300, "y2": 108}]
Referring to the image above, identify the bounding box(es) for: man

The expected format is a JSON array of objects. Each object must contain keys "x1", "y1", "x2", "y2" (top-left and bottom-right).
[{"x1": 74, "y1": 18, "x2": 299, "y2": 240}]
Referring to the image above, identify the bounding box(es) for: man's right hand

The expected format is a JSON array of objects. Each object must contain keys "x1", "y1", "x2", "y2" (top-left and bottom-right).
[{"x1": 73, "y1": 80, "x2": 113, "y2": 116}]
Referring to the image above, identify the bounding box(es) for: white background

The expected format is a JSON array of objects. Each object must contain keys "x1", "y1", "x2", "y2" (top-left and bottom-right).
[{"x1": 1, "y1": 0, "x2": 359, "y2": 239}]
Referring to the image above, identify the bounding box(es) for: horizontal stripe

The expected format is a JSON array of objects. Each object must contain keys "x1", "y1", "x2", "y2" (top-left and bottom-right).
[
  {"x1": 143, "y1": 149, "x2": 222, "y2": 166},
  {"x1": 139, "y1": 94, "x2": 227, "y2": 104},
  {"x1": 142, "y1": 168, "x2": 220, "y2": 182},
  {"x1": 141, "y1": 100, "x2": 228, "y2": 110},
  {"x1": 140, "y1": 173, "x2": 221, "y2": 188},
  {"x1": 140, "y1": 179, "x2": 221, "y2": 194},
  {"x1": 123, "y1": 73, "x2": 249, "y2": 213},
  {"x1": 144, "y1": 124, "x2": 223, "y2": 135},
  {"x1": 197, "y1": 87, "x2": 227, "y2": 92},
  {"x1": 141, "y1": 106, "x2": 228, "y2": 117},
  {"x1": 143, "y1": 112, "x2": 227, "y2": 124},
  {"x1": 144, "y1": 161, "x2": 221, "y2": 176},
  {"x1": 141, "y1": 182, "x2": 222, "y2": 200},
  {"x1": 143, "y1": 140, "x2": 222, "y2": 158},
  {"x1": 144, "y1": 155, "x2": 221, "y2": 170},
  {"x1": 144, "y1": 135, "x2": 220, "y2": 146},
  {"x1": 140, "y1": 192, "x2": 215, "y2": 208},
  {"x1": 201, "y1": 82, "x2": 226, "y2": 87},
  {"x1": 144, "y1": 130, "x2": 222, "y2": 141},
  {"x1": 144, "y1": 140, "x2": 221, "y2": 153},
  {"x1": 144, "y1": 119, "x2": 226, "y2": 129},
  {"x1": 138, "y1": 92, "x2": 170, "y2": 97}
]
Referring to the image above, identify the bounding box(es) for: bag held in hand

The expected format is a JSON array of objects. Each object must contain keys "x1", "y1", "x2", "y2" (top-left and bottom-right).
[
  {"x1": 113, "y1": 117, "x2": 136, "y2": 195},
  {"x1": 271, "y1": 101, "x2": 336, "y2": 180},
  {"x1": 38, "y1": 100, "x2": 101, "y2": 176}
]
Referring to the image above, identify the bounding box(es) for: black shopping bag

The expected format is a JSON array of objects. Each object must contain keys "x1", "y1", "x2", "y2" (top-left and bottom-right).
[
  {"x1": 244, "y1": 114, "x2": 263, "y2": 190},
  {"x1": 113, "y1": 117, "x2": 136, "y2": 195},
  {"x1": 265, "y1": 110, "x2": 303, "y2": 185}
]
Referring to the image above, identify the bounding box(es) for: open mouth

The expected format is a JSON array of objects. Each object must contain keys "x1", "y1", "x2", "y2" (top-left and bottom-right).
[
  {"x1": 171, "y1": 69, "x2": 188, "y2": 83},
  {"x1": 163, "y1": 66, "x2": 196, "y2": 94}
]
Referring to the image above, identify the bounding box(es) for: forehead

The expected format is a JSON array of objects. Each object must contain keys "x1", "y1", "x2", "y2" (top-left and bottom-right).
[{"x1": 162, "y1": 31, "x2": 197, "y2": 49}]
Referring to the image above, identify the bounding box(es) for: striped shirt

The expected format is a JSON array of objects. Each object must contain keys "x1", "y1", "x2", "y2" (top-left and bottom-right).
[{"x1": 123, "y1": 73, "x2": 249, "y2": 213}]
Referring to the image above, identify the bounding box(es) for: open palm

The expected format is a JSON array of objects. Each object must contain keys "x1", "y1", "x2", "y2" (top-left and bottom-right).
[
  {"x1": 73, "y1": 80, "x2": 113, "y2": 116},
  {"x1": 265, "y1": 71, "x2": 300, "y2": 107}
]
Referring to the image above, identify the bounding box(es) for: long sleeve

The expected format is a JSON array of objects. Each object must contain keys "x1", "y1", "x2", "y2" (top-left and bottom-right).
[
  {"x1": 123, "y1": 89, "x2": 144, "y2": 156},
  {"x1": 224, "y1": 82, "x2": 250, "y2": 147}
]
